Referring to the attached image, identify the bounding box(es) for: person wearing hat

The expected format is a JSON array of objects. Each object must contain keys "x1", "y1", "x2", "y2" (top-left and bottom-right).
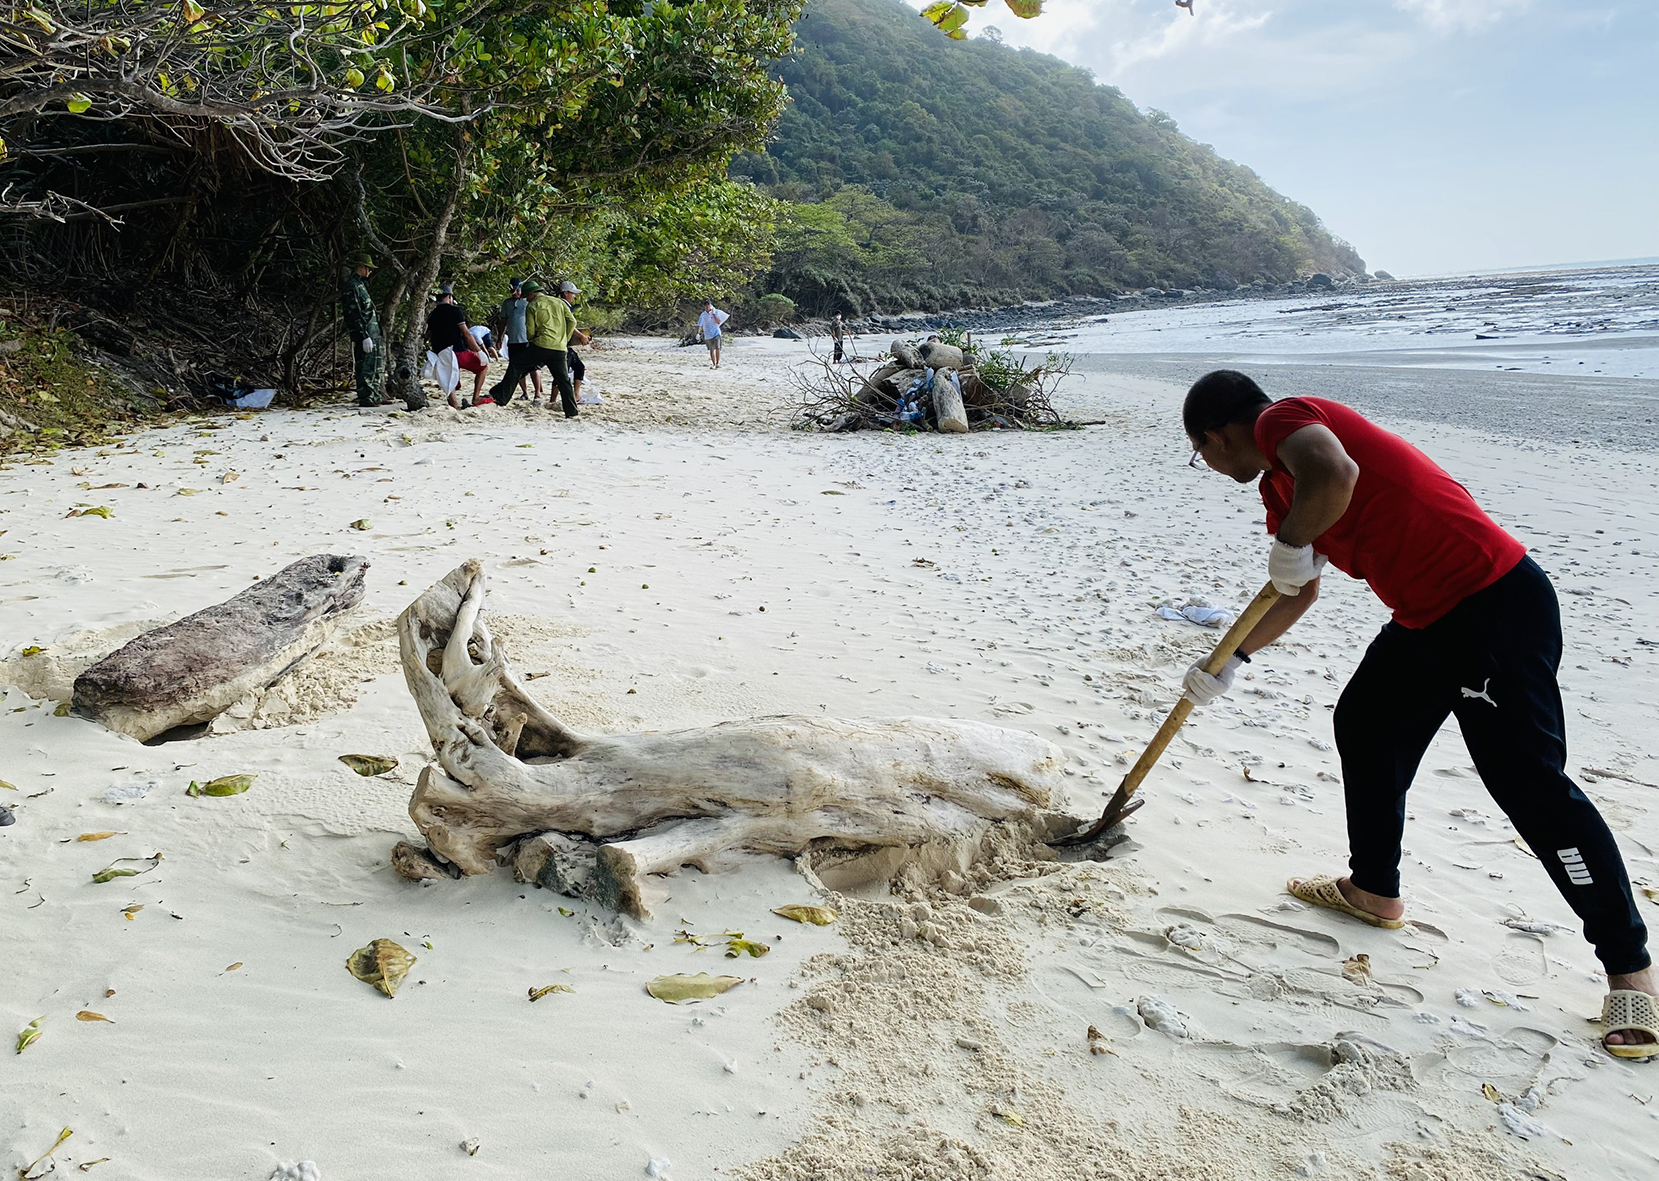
[
  {"x1": 427, "y1": 282, "x2": 491, "y2": 408},
  {"x1": 340, "y1": 251, "x2": 382, "y2": 406},
  {"x1": 498, "y1": 278, "x2": 543, "y2": 405},
  {"x1": 557, "y1": 280, "x2": 595, "y2": 405}
]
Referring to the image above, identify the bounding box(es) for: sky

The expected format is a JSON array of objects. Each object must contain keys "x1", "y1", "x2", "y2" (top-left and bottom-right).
[{"x1": 906, "y1": 0, "x2": 1659, "y2": 277}]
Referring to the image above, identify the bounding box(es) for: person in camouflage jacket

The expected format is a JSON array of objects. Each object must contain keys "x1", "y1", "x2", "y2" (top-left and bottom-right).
[{"x1": 341, "y1": 251, "x2": 382, "y2": 406}]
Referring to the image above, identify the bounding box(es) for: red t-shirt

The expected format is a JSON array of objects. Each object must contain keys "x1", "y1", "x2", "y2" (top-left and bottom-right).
[{"x1": 1255, "y1": 397, "x2": 1525, "y2": 629}]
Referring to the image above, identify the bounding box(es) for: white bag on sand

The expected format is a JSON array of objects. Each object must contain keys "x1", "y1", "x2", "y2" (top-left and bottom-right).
[{"x1": 421, "y1": 347, "x2": 461, "y2": 394}]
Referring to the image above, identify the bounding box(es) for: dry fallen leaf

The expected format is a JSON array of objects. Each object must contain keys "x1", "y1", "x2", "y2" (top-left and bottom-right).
[
  {"x1": 1341, "y1": 953, "x2": 1372, "y2": 984},
  {"x1": 77, "y1": 831, "x2": 121, "y2": 842},
  {"x1": 120, "y1": 904, "x2": 143, "y2": 920},
  {"x1": 347, "y1": 939, "x2": 416, "y2": 999},
  {"x1": 225, "y1": 962, "x2": 243, "y2": 972},
  {"x1": 77, "y1": 1158, "x2": 111, "y2": 1172},
  {"x1": 19, "y1": 1127, "x2": 71, "y2": 1178},
  {"x1": 645, "y1": 973, "x2": 744, "y2": 1004},
  {"x1": 1482, "y1": 1082, "x2": 1503, "y2": 1103},
  {"x1": 772, "y1": 905, "x2": 838, "y2": 926},
  {"x1": 75, "y1": 1011, "x2": 113, "y2": 1024},
  {"x1": 338, "y1": 754, "x2": 398, "y2": 777},
  {"x1": 1086, "y1": 1024, "x2": 1116, "y2": 1056},
  {"x1": 528, "y1": 984, "x2": 575, "y2": 1002},
  {"x1": 91, "y1": 853, "x2": 162, "y2": 884}
]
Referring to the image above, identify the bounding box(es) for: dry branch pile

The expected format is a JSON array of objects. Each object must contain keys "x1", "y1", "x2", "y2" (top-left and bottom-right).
[{"x1": 791, "y1": 336, "x2": 1074, "y2": 433}]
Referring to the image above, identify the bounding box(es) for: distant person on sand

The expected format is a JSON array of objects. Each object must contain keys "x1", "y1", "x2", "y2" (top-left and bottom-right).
[
  {"x1": 1179, "y1": 369, "x2": 1656, "y2": 1059},
  {"x1": 427, "y1": 283, "x2": 490, "y2": 408},
  {"x1": 341, "y1": 251, "x2": 381, "y2": 407},
  {"x1": 499, "y1": 278, "x2": 544, "y2": 406},
  {"x1": 832, "y1": 314, "x2": 846, "y2": 363},
  {"x1": 697, "y1": 299, "x2": 730, "y2": 369}
]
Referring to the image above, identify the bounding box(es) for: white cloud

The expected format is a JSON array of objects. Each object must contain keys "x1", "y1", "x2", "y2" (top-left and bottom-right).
[{"x1": 1391, "y1": 0, "x2": 1530, "y2": 33}]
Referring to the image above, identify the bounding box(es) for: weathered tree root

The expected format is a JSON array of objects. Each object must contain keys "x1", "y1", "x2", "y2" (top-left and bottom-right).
[{"x1": 393, "y1": 560, "x2": 1075, "y2": 918}]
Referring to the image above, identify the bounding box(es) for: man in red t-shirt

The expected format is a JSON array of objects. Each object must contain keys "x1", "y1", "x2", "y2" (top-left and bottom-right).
[{"x1": 1179, "y1": 369, "x2": 1654, "y2": 1058}]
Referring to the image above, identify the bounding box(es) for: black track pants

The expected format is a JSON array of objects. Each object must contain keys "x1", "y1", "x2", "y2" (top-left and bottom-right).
[
  {"x1": 489, "y1": 345, "x2": 575, "y2": 416},
  {"x1": 1334, "y1": 556, "x2": 1649, "y2": 975}
]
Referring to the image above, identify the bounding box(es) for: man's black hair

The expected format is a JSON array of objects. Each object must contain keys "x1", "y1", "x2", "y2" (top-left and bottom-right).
[{"x1": 1183, "y1": 370, "x2": 1271, "y2": 441}]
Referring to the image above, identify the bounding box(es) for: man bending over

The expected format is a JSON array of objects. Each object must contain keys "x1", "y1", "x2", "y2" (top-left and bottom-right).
[{"x1": 1180, "y1": 369, "x2": 1654, "y2": 1059}]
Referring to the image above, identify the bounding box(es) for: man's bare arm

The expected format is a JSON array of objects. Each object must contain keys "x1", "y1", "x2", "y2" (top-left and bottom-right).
[
  {"x1": 1275, "y1": 424, "x2": 1358, "y2": 546},
  {"x1": 1241, "y1": 577, "x2": 1319, "y2": 656}
]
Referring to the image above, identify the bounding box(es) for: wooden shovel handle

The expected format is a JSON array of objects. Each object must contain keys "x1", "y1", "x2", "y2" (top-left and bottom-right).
[
  {"x1": 1052, "y1": 582, "x2": 1283, "y2": 846},
  {"x1": 1115, "y1": 581, "x2": 1281, "y2": 801}
]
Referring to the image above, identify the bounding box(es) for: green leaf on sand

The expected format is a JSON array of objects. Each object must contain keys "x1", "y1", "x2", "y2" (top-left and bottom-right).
[
  {"x1": 339, "y1": 754, "x2": 398, "y2": 776},
  {"x1": 16, "y1": 1016, "x2": 44, "y2": 1054},
  {"x1": 186, "y1": 773, "x2": 255, "y2": 797},
  {"x1": 645, "y1": 973, "x2": 744, "y2": 1004},
  {"x1": 723, "y1": 936, "x2": 770, "y2": 959},
  {"x1": 773, "y1": 905, "x2": 838, "y2": 926},
  {"x1": 19, "y1": 645, "x2": 43, "y2": 656},
  {"x1": 91, "y1": 853, "x2": 161, "y2": 884}
]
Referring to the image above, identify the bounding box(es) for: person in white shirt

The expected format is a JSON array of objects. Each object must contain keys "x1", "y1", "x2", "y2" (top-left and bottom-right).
[{"x1": 697, "y1": 299, "x2": 730, "y2": 369}]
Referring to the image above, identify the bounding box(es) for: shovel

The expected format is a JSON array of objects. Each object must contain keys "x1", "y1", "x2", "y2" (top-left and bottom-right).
[{"x1": 1050, "y1": 582, "x2": 1282, "y2": 846}]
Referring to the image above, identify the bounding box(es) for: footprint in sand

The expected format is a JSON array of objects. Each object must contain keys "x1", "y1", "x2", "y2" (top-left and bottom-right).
[
  {"x1": 1442, "y1": 1027, "x2": 1558, "y2": 1092},
  {"x1": 1492, "y1": 933, "x2": 1549, "y2": 985},
  {"x1": 1215, "y1": 912, "x2": 1342, "y2": 956}
]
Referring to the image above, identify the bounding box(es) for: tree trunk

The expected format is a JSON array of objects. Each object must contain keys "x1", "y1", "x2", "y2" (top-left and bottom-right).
[
  {"x1": 391, "y1": 561, "x2": 1071, "y2": 917},
  {"x1": 73, "y1": 555, "x2": 369, "y2": 742},
  {"x1": 385, "y1": 130, "x2": 470, "y2": 410}
]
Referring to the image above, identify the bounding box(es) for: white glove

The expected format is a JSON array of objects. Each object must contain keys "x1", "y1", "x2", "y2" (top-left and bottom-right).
[
  {"x1": 1184, "y1": 654, "x2": 1244, "y2": 706},
  {"x1": 1268, "y1": 538, "x2": 1326, "y2": 596},
  {"x1": 361, "y1": 337, "x2": 374, "y2": 353}
]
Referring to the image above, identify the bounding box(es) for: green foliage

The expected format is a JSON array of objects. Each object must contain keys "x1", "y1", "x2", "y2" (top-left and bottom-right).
[
  {"x1": 0, "y1": 325, "x2": 151, "y2": 455},
  {"x1": 736, "y1": 0, "x2": 1364, "y2": 315},
  {"x1": 748, "y1": 293, "x2": 798, "y2": 325}
]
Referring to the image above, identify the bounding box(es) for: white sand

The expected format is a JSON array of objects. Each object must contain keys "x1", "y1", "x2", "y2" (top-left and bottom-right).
[{"x1": 3, "y1": 335, "x2": 1656, "y2": 1180}]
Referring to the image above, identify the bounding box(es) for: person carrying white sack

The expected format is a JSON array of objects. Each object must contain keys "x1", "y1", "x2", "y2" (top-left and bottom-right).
[
  {"x1": 697, "y1": 299, "x2": 729, "y2": 369},
  {"x1": 1178, "y1": 368, "x2": 1655, "y2": 1060}
]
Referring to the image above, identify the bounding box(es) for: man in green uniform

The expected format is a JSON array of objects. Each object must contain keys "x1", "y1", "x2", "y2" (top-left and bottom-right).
[{"x1": 341, "y1": 251, "x2": 382, "y2": 407}]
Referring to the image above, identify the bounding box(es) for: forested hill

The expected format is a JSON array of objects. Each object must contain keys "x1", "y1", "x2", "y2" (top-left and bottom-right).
[{"x1": 733, "y1": 0, "x2": 1364, "y2": 316}]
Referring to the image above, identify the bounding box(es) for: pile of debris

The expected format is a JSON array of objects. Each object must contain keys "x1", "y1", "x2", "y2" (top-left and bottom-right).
[{"x1": 791, "y1": 337, "x2": 1070, "y2": 433}]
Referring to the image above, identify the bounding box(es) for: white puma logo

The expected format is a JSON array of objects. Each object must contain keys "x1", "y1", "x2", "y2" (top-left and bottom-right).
[{"x1": 1460, "y1": 678, "x2": 1497, "y2": 707}]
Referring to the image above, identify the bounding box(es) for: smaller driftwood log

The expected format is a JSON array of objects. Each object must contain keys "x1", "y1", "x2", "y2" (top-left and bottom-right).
[
  {"x1": 393, "y1": 561, "x2": 1073, "y2": 917},
  {"x1": 73, "y1": 554, "x2": 369, "y2": 741}
]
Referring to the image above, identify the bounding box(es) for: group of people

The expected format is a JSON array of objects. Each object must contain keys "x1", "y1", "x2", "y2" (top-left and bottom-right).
[{"x1": 339, "y1": 252, "x2": 592, "y2": 415}]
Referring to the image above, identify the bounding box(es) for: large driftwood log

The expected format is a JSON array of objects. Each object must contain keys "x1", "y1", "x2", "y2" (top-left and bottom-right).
[
  {"x1": 918, "y1": 341, "x2": 965, "y2": 370},
  {"x1": 73, "y1": 554, "x2": 369, "y2": 741},
  {"x1": 394, "y1": 560, "x2": 1070, "y2": 917},
  {"x1": 932, "y1": 368, "x2": 969, "y2": 433}
]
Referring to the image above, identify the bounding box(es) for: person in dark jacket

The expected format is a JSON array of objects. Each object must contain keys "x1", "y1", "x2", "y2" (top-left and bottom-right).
[{"x1": 341, "y1": 252, "x2": 381, "y2": 406}]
